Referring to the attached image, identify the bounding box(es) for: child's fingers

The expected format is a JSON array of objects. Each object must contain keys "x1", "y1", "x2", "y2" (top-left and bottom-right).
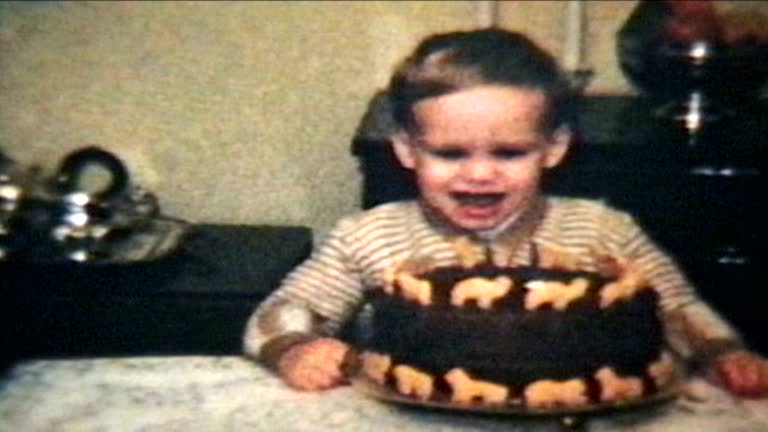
[
  {"x1": 715, "y1": 351, "x2": 768, "y2": 397},
  {"x1": 278, "y1": 338, "x2": 350, "y2": 391}
]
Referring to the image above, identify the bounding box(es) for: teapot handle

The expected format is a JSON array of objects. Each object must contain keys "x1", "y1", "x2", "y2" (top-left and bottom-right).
[{"x1": 55, "y1": 146, "x2": 130, "y2": 201}]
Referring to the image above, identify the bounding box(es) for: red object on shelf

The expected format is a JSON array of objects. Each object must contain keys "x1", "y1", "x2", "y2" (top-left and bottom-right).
[{"x1": 663, "y1": 0, "x2": 720, "y2": 42}]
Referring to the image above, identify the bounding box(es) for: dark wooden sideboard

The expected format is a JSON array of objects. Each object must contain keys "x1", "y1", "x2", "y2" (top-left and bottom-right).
[
  {"x1": 1, "y1": 224, "x2": 312, "y2": 369},
  {"x1": 353, "y1": 94, "x2": 768, "y2": 355}
]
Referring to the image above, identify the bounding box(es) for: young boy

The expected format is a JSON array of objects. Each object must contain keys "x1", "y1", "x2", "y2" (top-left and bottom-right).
[{"x1": 243, "y1": 28, "x2": 768, "y2": 396}]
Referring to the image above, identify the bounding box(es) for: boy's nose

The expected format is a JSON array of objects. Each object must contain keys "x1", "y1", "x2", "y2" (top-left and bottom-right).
[{"x1": 460, "y1": 157, "x2": 497, "y2": 183}]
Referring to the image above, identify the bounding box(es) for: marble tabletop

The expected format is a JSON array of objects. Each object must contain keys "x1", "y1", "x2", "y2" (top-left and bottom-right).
[{"x1": 1, "y1": 355, "x2": 768, "y2": 432}]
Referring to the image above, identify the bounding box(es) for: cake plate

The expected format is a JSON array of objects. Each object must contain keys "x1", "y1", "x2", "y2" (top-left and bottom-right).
[{"x1": 351, "y1": 376, "x2": 681, "y2": 431}]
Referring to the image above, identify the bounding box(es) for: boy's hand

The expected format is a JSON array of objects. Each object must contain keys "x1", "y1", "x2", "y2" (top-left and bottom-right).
[
  {"x1": 277, "y1": 338, "x2": 351, "y2": 391},
  {"x1": 711, "y1": 349, "x2": 768, "y2": 397}
]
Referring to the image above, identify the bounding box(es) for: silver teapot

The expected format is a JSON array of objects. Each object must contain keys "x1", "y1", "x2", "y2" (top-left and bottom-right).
[{"x1": 0, "y1": 146, "x2": 167, "y2": 262}]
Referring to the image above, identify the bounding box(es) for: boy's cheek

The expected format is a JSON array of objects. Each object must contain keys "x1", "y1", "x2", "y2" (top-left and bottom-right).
[{"x1": 414, "y1": 165, "x2": 456, "y2": 188}]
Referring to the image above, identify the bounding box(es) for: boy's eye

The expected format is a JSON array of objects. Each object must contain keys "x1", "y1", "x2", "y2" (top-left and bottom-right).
[
  {"x1": 492, "y1": 149, "x2": 531, "y2": 160},
  {"x1": 427, "y1": 148, "x2": 467, "y2": 160}
]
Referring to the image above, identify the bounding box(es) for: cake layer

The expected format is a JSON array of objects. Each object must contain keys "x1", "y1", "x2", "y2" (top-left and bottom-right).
[{"x1": 355, "y1": 288, "x2": 663, "y2": 389}]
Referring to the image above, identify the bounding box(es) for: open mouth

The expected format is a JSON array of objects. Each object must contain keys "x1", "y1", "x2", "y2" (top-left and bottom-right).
[{"x1": 451, "y1": 192, "x2": 506, "y2": 207}]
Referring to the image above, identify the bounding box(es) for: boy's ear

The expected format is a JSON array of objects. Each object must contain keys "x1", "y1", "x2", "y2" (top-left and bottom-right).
[
  {"x1": 391, "y1": 132, "x2": 417, "y2": 170},
  {"x1": 542, "y1": 126, "x2": 572, "y2": 168}
]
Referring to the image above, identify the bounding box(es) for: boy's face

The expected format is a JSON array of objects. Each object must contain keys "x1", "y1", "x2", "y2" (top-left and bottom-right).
[{"x1": 393, "y1": 85, "x2": 570, "y2": 232}]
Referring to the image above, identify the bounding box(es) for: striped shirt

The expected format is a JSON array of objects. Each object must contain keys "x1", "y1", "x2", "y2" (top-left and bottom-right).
[{"x1": 243, "y1": 196, "x2": 742, "y2": 362}]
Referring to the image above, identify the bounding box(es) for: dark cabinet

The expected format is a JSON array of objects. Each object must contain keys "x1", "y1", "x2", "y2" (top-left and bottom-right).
[{"x1": 1, "y1": 224, "x2": 312, "y2": 369}]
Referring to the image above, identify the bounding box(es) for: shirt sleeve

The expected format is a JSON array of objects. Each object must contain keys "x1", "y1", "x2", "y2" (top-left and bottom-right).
[
  {"x1": 606, "y1": 209, "x2": 745, "y2": 363},
  {"x1": 242, "y1": 218, "x2": 365, "y2": 362}
]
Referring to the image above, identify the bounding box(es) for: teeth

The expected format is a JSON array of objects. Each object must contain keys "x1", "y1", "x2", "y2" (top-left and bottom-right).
[{"x1": 453, "y1": 193, "x2": 504, "y2": 207}]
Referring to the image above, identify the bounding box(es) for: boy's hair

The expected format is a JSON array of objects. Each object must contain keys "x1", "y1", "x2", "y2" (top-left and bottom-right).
[{"x1": 388, "y1": 28, "x2": 573, "y2": 134}]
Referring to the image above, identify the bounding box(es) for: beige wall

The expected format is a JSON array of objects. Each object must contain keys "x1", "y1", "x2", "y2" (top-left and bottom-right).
[{"x1": 0, "y1": 1, "x2": 762, "y2": 234}]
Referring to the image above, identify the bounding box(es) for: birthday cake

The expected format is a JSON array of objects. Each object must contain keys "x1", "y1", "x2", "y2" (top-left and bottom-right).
[{"x1": 345, "y1": 243, "x2": 679, "y2": 410}]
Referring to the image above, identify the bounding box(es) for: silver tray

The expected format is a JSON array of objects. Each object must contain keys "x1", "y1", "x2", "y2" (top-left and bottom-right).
[{"x1": 0, "y1": 216, "x2": 189, "y2": 264}]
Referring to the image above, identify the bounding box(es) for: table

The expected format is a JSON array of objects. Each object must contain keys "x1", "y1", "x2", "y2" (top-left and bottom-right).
[{"x1": 2, "y1": 356, "x2": 768, "y2": 432}]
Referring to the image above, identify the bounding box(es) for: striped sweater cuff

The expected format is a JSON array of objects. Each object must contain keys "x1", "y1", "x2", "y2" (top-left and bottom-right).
[{"x1": 691, "y1": 338, "x2": 747, "y2": 370}]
